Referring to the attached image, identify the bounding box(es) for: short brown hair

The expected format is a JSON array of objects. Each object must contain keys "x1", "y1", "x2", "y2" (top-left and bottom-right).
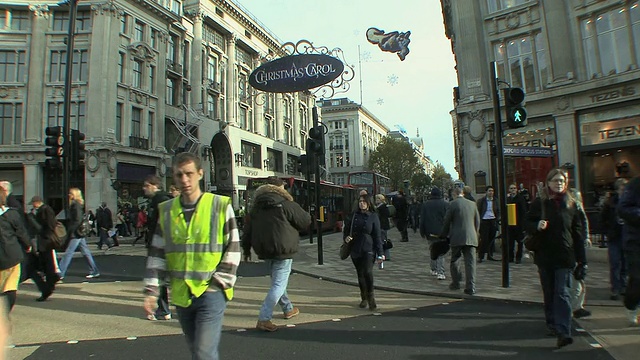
[
  {"x1": 173, "y1": 153, "x2": 202, "y2": 171},
  {"x1": 144, "y1": 175, "x2": 163, "y2": 188}
]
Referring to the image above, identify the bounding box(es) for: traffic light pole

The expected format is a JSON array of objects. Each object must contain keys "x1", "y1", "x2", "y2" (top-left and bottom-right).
[
  {"x1": 312, "y1": 106, "x2": 323, "y2": 265},
  {"x1": 490, "y1": 61, "x2": 510, "y2": 288},
  {"x1": 62, "y1": 0, "x2": 78, "y2": 218}
]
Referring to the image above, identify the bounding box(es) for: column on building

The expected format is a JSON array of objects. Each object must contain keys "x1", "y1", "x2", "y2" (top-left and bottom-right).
[
  {"x1": 25, "y1": 5, "x2": 50, "y2": 144},
  {"x1": 155, "y1": 30, "x2": 168, "y2": 151},
  {"x1": 541, "y1": 1, "x2": 574, "y2": 82},
  {"x1": 275, "y1": 93, "x2": 283, "y2": 142},
  {"x1": 190, "y1": 10, "x2": 203, "y2": 107},
  {"x1": 254, "y1": 88, "x2": 264, "y2": 136},
  {"x1": 292, "y1": 92, "x2": 300, "y2": 148},
  {"x1": 23, "y1": 164, "x2": 42, "y2": 205},
  {"x1": 84, "y1": 4, "x2": 122, "y2": 209},
  {"x1": 554, "y1": 113, "x2": 580, "y2": 185},
  {"x1": 225, "y1": 33, "x2": 236, "y2": 126}
]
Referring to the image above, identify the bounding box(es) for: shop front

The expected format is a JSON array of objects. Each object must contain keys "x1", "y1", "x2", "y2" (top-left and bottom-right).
[
  {"x1": 116, "y1": 163, "x2": 157, "y2": 209},
  {"x1": 502, "y1": 122, "x2": 557, "y2": 199},
  {"x1": 578, "y1": 102, "x2": 640, "y2": 210}
]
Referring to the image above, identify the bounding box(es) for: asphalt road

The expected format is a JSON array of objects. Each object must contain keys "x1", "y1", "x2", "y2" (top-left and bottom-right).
[{"x1": 19, "y1": 299, "x2": 612, "y2": 360}]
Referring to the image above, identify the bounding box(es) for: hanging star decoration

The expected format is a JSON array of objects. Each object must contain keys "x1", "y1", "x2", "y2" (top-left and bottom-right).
[
  {"x1": 376, "y1": 98, "x2": 384, "y2": 105},
  {"x1": 366, "y1": 27, "x2": 411, "y2": 61},
  {"x1": 387, "y1": 74, "x2": 399, "y2": 86}
]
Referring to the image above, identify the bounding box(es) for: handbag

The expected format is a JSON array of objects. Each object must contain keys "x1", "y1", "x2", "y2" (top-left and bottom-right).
[
  {"x1": 524, "y1": 201, "x2": 546, "y2": 251},
  {"x1": 382, "y1": 239, "x2": 393, "y2": 250},
  {"x1": 340, "y1": 213, "x2": 356, "y2": 260}
]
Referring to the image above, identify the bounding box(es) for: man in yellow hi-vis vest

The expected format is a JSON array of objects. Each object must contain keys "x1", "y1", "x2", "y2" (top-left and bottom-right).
[{"x1": 143, "y1": 153, "x2": 240, "y2": 360}]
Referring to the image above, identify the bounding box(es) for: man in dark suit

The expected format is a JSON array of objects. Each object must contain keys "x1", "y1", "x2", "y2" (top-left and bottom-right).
[
  {"x1": 392, "y1": 190, "x2": 409, "y2": 242},
  {"x1": 440, "y1": 187, "x2": 480, "y2": 295},
  {"x1": 95, "y1": 202, "x2": 114, "y2": 250},
  {"x1": 507, "y1": 183, "x2": 528, "y2": 263},
  {"x1": 477, "y1": 185, "x2": 500, "y2": 262}
]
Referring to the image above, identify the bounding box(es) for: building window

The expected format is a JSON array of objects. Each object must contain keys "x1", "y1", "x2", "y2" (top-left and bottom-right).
[
  {"x1": 266, "y1": 148, "x2": 283, "y2": 172},
  {"x1": 487, "y1": 0, "x2": 530, "y2": 13},
  {"x1": 1, "y1": 10, "x2": 30, "y2": 31},
  {"x1": 47, "y1": 102, "x2": 85, "y2": 131},
  {"x1": 132, "y1": 59, "x2": 142, "y2": 88},
  {"x1": 203, "y1": 24, "x2": 225, "y2": 48},
  {"x1": 166, "y1": 78, "x2": 175, "y2": 105},
  {"x1": 238, "y1": 73, "x2": 248, "y2": 101},
  {"x1": 335, "y1": 153, "x2": 344, "y2": 167},
  {"x1": 494, "y1": 36, "x2": 538, "y2": 93},
  {"x1": 49, "y1": 50, "x2": 89, "y2": 82},
  {"x1": 535, "y1": 33, "x2": 549, "y2": 87},
  {"x1": 0, "y1": 50, "x2": 26, "y2": 82},
  {"x1": 118, "y1": 52, "x2": 124, "y2": 82},
  {"x1": 115, "y1": 103, "x2": 123, "y2": 142},
  {"x1": 207, "y1": 94, "x2": 217, "y2": 118},
  {"x1": 207, "y1": 56, "x2": 216, "y2": 82},
  {"x1": 150, "y1": 28, "x2": 158, "y2": 48},
  {"x1": 236, "y1": 47, "x2": 252, "y2": 66},
  {"x1": 169, "y1": 0, "x2": 182, "y2": 15},
  {"x1": 53, "y1": 10, "x2": 92, "y2": 31},
  {"x1": 239, "y1": 106, "x2": 248, "y2": 130},
  {"x1": 264, "y1": 117, "x2": 274, "y2": 139},
  {"x1": 120, "y1": 13, "x2": 127, "y2": 34},
  {"x1": 167, "y1": 35, "x2": 175, "y2": 63},
  {"x1": 148, "y1": 111, "x2": 154, "y2": 146},
  {"x1": 582, "y1": 4, "x2": 638, "y2": 78},
  {"x1": 283, "y1": 124, "x2": 290, "y2": 144},
  {"x1": 149, "y1": 65, "x2": 155, "y2": 93},
  {"x1": 0, "y1": 103, "x2": 22, "y2": 145},
  {"x1": 240, "y1": 141, "x2": 260, "y2": 168},
  {"x1": 131, "y1": 107, "x2": 141, "y2": 137},
  {"x1": 134, "y1": 21, "x2": 144, "y2": 42}
]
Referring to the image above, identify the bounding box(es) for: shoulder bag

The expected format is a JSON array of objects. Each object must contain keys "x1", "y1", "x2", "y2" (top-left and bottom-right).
[
  {"x1": 524, "y1": 201, "x2": 546, "y2": 252},
  {"x1": 340, "y1": 213, "x2": 356, "y2": 260}
]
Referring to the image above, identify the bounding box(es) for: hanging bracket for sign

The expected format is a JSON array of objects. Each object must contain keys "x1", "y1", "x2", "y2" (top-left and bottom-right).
[{"x1": 249, "y1": 39, "x2": 354, "y2": 99}]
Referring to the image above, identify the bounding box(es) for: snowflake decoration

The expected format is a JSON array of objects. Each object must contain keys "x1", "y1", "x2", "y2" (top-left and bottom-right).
[
  {"x1": 376, "y1": 98, "x2": 384, "y2": 105},
  {"x1": 353, "y1": 29, "x2": 360, "y2": 36},
  {"x1": 360, "y1": 51, "x2": 372, "y2": 62},
  {"x1": 387, "y1": 74, "x2": 399, "y2": 86}
]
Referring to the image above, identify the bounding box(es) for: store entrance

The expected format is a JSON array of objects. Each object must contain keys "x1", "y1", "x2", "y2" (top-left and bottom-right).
[
  {"x1": 504, "y1": 155, "x2": 556, "y2": 201},
  {"x1": 581, "y1": 146, "x2": 638, "y2": 210}
]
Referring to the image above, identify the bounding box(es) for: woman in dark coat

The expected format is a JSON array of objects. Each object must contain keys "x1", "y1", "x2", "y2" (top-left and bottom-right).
[
  {"x1": 343, "y1": 194, "x2": 384, "y2": 310},
  {"x1": 375, "y1": 194, "x2": 392, "y2": 260},
  {"x1": 526, "y1": 168, "x2": 586, "y2": 348}
]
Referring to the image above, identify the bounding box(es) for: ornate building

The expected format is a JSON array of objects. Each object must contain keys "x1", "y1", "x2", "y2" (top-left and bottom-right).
[
  {"x1": 0, "y1": 0, "x2": 314, "y2": 212},
  {"x1": 317, "y1": 98, "x2": 390, "y2": 185},
  {"x1": 442, "y1": 0, "x2": 640, "y2": 209}
]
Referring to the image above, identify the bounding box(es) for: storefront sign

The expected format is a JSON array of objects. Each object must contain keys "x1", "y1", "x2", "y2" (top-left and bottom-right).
[
  {"x1": 249, "y1": 54, "x2": 344, "y2": 93},
  {"x1": 581, "y1": 116, "x2": 640, "y2": 146},
  {"x1": 590, "y1": 86, "x2": 635, "y2": 103},
  {"x1": 244, "y1": 169, "x2": 259, "y2": 176},
  {"x1": 503, "y1": 146, "x2": 553, "y2": 157}
]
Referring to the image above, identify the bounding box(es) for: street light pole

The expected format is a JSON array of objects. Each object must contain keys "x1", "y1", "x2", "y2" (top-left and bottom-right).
[{"x1": 62, "y1": 0, "x2": 78, "y2": 217}]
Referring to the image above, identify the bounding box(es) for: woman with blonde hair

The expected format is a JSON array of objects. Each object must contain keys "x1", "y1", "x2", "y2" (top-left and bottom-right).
[
  {"x1": 525, "y1": 168, "x2": 586, "y2": 348},
  {"x1": 58, "y1": 188, "x2": 100, "y2": 280}
]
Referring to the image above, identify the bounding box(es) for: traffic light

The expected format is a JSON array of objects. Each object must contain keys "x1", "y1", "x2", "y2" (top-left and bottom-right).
[
  {"x1": 71, "y1": 129, "x2": 86, "y2": 171},
  {"x1": 44, "y1": 126, "x2": 64, "y2": 169},
  {"x1": 504, "y1": 87, "x2": 527, "y2": 128},
  {"x1": 297, "y1": 154, "x2": 309, "y2": 174},
  {"x1": 307, "y1": 126, "x2": 324, "y2": 155}
]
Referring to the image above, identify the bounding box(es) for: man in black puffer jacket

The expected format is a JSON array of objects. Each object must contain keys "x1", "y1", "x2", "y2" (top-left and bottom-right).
[
  {"x1": 242, "y1": 177, "x2": 311, "y2": 332},
  {"x1": 618, "y1": 175, "x2": 640, "y2": 326}
]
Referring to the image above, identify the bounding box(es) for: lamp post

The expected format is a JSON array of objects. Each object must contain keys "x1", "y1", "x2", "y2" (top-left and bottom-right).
[{"x1": 62, "y1": 0, "x2": 78, "y2": 218}]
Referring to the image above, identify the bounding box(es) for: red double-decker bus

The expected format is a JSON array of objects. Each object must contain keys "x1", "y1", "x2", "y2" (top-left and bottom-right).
[
  {"x1": 347, "y1": 171, "x2": 391, "y2": 196},
  {"x1": 245, "y1": 177, "x2": 358, "y2": 233}
]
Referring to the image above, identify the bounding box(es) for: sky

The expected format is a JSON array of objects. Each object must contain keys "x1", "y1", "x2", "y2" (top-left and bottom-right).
[{"x1": 236, "y1": 0, "x2": 459, "y2": 175}]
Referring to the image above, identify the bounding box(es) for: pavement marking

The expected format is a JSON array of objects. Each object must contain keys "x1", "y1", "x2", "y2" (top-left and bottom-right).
[
  {"x1": 372, "y1": 313, "x2": 382, "y2": 316},
  {"x1": 236, "y1": 329, "x2": 247, "y2": 332},
  {"x1": 575, "y1": 327, "x2": 586, "y2": 333},
  {"x1": 67, "y1": 340, "x2": 79, "y2": 344},
  {"x1": 409, "y1": 307, "x2": 417, "y2": 311},
  {"x1": 126, "y1": 337, "x2": 137, "y2": 340}
]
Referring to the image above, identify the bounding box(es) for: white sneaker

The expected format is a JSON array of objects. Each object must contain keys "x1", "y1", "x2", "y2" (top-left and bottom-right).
[
  {"x1": 627, "y1": 309, "x2": 639, "y2": 326},
  {"x1": 147, "y1": 314, "x2": 171, "y2": 321},
  {"x1": 85, "y1": 273, "x2": 100, "y2": 279},
  {"x1": 430, "y1": 270, "x2": 438, "y2": 276},
  {"x1": 437, "y1": 274, "x2": 446, "y2": 280},
  {"x1": 524, "y1": 252, "x2": 531, "y2": 259}
]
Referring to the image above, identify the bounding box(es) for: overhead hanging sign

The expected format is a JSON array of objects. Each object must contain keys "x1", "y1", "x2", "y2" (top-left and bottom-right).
[
  {"x1": 249, "y1": 54, "x2": 344, "y2": 93},
  {"x1": 503, "y1": 146, "x2": 553, "y2": 157}
]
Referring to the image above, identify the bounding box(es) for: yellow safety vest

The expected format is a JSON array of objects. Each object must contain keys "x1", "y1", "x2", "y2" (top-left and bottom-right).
[{"x1": 158, "y1": 193, "x2": 234, "y2": 307}]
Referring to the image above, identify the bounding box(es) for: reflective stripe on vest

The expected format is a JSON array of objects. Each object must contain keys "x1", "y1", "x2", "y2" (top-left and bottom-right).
[{"x1": 159, "y1": 193, "x2": 233, "y2": 307}]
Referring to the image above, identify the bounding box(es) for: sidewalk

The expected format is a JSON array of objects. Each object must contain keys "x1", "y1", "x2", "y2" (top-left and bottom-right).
[{"x1": 292, "y1": 229, "x2": 614, "y2": 305}]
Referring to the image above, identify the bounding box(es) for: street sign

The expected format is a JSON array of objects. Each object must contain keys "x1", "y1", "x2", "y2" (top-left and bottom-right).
[
  {"x1": 249, "y1": 54, "x2": 344, "y2": 93},
  {"x1": 503, "y1": 146, "x2": 553, "y2": 157}
]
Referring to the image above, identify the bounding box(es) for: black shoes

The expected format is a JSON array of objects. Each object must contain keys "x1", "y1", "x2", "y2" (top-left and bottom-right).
[
  {"x1": 36, "y1": 291, "x2": 52, "y2": 302},
  {"x1": 557, "y1": 336, "x2": 573, "y2": 348},
  {"x1": 359, "y1": 300, "x2": 367, "y2": 308},
  {"x1": 463, "y1": 289, "x2": 476, "y2": 296},
  {"x1": 573, "y1": 308, "x2": 591, "y2": 319}
]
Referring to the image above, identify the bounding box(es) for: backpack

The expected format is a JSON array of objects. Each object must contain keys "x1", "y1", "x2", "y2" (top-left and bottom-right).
[
  {"x1": 76, "y1": 213, "x2": 92, "y2": 238},
  {"x1": 50, "y1": 221, "x2": 67, "y2": 250},
  {"x1": 387, "y1": 204, "x2": 396, "y2": 218}
]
